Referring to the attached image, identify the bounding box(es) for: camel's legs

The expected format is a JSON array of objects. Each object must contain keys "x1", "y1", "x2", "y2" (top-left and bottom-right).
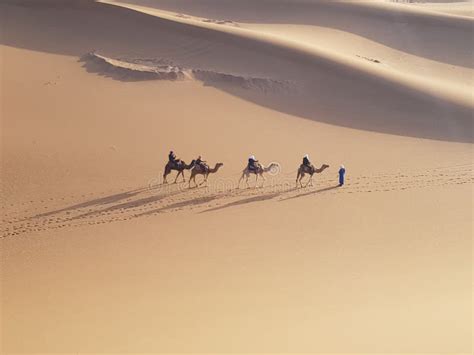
[
  {"x1": 163, "y1": 164, "x2": 174, "y2": 184},
  {"x1": 201, "y1": 174, "x2": 209, "y2": 184},
  {"x1": 174, "y1": 171, "x2": 182, "y2": 184},
  {"x1": 297, "y1": 171, "x2": 304, "y2": 188},
  {"x1": 260, "y1": 173, "x2": 266, "y2": 188},
  {"x1": 303, "y1": 177, "x2": 309, "y2": 188},
  {"x1": 238, "y1": 174, "x2": 243, "y2": 188},
  {"x1": 198, "y1": 174, "x2": 207, "y2": 186}
]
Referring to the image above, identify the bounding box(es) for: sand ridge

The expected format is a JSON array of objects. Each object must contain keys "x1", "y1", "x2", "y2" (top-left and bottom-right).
[
  {"x1": 101, "y1": 0, "x2": 474, "y2": 107},
  {"x1": 2, "y1": 0, "x2": 472, "y2": 141},
  {"x1": 83, "y1": 51, "x2": 292, "y2": 91}
]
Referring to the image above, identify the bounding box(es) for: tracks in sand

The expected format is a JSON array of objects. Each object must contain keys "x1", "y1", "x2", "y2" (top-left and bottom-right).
[{"x1": 1, "y1": 164, "x2": 472, "y2": 238}]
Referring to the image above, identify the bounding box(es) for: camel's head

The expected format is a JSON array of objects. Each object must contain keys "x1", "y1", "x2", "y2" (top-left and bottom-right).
[
  {"x1": 216, "y1": 163, "x2": 224, "y2": 168},
  {"x1": 322, "y1": 164, "x2": 330, "y2": 169}
]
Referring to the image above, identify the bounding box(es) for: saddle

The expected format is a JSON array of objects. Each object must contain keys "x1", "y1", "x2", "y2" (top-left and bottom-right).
[
  {"x1": 171, "y1": 159, "x2": 183, "y2": 169},
  {"x1": 197, "y1": 163, "x2": 209, "y2": 172},
  {"x1": 249, "y1": 163, "x2": 261, "y2": 172},
  {"x1": 300, "y1": 163, "x2": 314, "y2": 171}
]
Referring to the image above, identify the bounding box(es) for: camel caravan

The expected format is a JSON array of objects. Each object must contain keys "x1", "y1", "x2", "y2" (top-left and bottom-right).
[
  {"x1": 163, "y1": 151, "x2": 344, "y2": 188},
  {"x1": 163, "y1": 153, "x2": 224, "y2": 187}
]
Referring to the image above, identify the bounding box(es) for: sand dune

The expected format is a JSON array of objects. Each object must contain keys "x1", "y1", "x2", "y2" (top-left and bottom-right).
[
  {"x1": 118, "y1": 0, "x2": 474, "y2": 64},
  {"x1": 1, "y1": 0, "x2": 472, "y2": 353},
  {"x1": 2, "y1": 0, "x2": 472, "y2": 141}
]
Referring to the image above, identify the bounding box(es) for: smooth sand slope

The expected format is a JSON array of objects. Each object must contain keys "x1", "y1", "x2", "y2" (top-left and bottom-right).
[
  {"x1": 2, "y1": 0, "x2": 473, "y2": 141},
  {"x1": 1, "y1": 0, "x2": 473, "y2": 353}
]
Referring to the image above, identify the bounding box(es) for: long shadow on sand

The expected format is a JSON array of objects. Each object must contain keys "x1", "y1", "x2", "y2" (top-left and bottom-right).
[
  {"x1": 201, "y1": 191, "x2": 282, "y2": 213},
  {"x1": 135, "y1": 194, "x2": 220, "y2": 216},
  {"x1": 31, "y1": 184, "x2": 189, "y2": 221},
  {"x1": 68, "y1": 186, "x2": 191, "y2": 221},
  {"x1": 279, "y1": 184, "x2": 340, "y2": 202},
  {"x1": 32, "y1": 187, "x2": 147, "y2": 219}
]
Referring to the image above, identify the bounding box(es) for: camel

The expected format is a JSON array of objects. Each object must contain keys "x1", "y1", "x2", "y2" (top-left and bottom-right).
[
  {"x1": 238, "y1": 162, "x2": 280, "y2": 188},
  {"x1": 296, "y1": 163, "x2": 330, "y2": 187},
  {"x1": 189, "y1": 162, "x2": 224, "y2": 187},
  {"x1": 163, "y1": 159, "x2": 195, "y2": 184}
]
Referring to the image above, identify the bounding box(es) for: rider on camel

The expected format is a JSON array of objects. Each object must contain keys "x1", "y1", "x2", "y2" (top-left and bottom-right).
[
  {"x1": 302, "y1": 154, "x2": 311, "y2": 168},
  {"x1": 248, "y1": 155, "x2": 259, "y2": 171},
  {"x1": 195, "y1": 155, "x2": 208, "y2": 171},
  {"x1": 169, "y1": 151, "x2": 178, "y2": 164}
]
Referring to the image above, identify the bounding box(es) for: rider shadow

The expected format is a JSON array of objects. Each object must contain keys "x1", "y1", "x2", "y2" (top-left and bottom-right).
[
  {"x1": 279, "y1": 184, "x2": 340, "y2": 202},
  {"x1": 32, "y1": 187, "x2": 148, "y2": 219},
  {"x1": 132, "y1": 185, "x2": 248, "y2": 217},
  {"x1": 200, "y1": 191, "x2": 282, "y2": 213},
  {"x1": 135, "y1": 194, "x2": 219, "y2": 217},
  {"x1": 68, "y1": 187, "x2": 189, "y2": 221}
]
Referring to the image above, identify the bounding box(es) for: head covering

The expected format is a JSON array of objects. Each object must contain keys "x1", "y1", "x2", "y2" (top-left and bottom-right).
[
  {"x1": 304, "y1": 154, "x2": 309, "y2": 159},
  {"x1": 249, "y1": 155, "x2": 255, "y2": 160},
  {"x1": 340, "y1": 164, "x2": 345, "y2": 169}
]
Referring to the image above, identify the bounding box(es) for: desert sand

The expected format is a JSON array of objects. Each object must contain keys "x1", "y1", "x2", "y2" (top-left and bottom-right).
[{"x1": 1, "y1": 0, "x2": 473, "y2": 353}]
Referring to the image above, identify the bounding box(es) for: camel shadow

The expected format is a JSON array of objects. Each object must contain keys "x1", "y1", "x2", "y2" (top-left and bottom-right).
[
  {"x1": 135, "y1": 194, "x2": 219, "y2": 217},
  {"x1": 201, "y1": 191, "x2": 282, "y2": 213},
  {"x1": 69, "y1": 187, "x2": 189, "y2": 221},
  {"x1": 279, "y1": 184, "x2": 340, "y2": 201},
  {"x1": 134, "y1": 184, "x2": 249, "y2": 216},
  {"x1": 31, "y1": 183, "x2": 190, "y2": 222},
  {"x1": 32, "y1": 187, "x2": 147, "y2": 219}
]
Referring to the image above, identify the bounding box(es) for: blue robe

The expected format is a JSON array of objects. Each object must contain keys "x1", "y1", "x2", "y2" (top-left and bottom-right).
[{"x1": 339, "y1": 168, "x2": 346, "y2": 185}]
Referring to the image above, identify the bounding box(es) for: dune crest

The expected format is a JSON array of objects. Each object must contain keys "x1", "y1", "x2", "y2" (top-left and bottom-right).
[
  {"x1": 103, "y1": 0, "x2": 473, "y2": 105},
  {"x1": 83, "y1": 52, "x2": 186, "y2": 80},
  {"x1": 2, "y1": 0, "x2": 472, "y2": 141},
  {"x1": 83, "y1": 51, "x2": 292, "y2": 91}
]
